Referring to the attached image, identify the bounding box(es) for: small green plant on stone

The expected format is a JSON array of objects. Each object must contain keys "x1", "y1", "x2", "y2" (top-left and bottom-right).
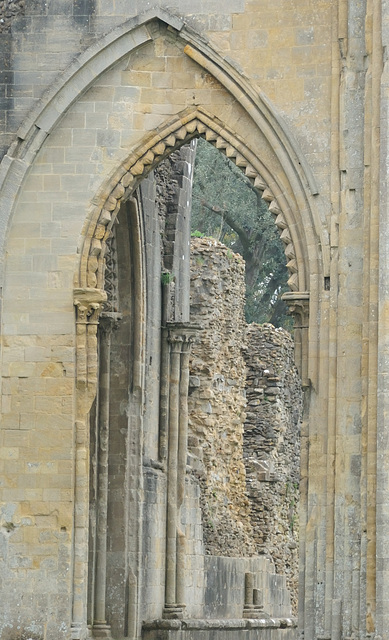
[
  {"x1": 290, "y1": 513, "x2": 297, "y2": 533},
  {"x1": 161, "y1": 271, "x2": 174, "y2": 285}
]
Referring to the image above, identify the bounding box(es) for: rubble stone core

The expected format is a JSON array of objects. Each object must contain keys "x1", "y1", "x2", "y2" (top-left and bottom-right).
[{"x1": 189, "y1": 238, "x2": 302, "y2": 615}]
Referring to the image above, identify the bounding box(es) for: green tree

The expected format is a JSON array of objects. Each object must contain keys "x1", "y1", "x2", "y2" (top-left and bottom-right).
[{"x1": 191, "y1": 138, "x2": 292, "y2": 328}]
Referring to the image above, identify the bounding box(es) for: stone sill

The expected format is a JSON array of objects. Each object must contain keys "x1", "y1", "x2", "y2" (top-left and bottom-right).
[{"x1": 143, "y1": 618, "x2": 297, "y2": 631}]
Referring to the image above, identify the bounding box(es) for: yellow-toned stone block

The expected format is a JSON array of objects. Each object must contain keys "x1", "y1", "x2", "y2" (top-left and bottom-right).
[{"x1": 0, "y1": 447, "x2": 19, "y2": 460}]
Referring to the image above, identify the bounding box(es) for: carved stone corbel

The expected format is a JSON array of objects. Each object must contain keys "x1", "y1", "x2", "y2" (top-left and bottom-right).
[{"x1": 282, "y1": 291, "x2": 310, "y2": 388}]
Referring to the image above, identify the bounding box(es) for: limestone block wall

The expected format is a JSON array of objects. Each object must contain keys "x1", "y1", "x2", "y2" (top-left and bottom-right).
[
  {"x1": 1, "y1": 0, "x2": 383, "y2": 637},
  {"x1": 188, "y1": 237, "x2": 256, "y2": 557},
  {"x1": 0, "y1": 332, "x2": 75, "y2": 640},
  {"x1": 243, "y1": 324, "x2": 302, "y2": 613},
  {"x1": 143, "y1": 625, "x2": 297, "y2": 640},
  {"x1": 143, "y1": 552, "x2": 297, "y2": 640},
  {"x1": 203, "y1": 555, "x2": 292, "y2": 620},
  {"x1": 0, "y1": 0, "x2": 333, "y2": 217}
]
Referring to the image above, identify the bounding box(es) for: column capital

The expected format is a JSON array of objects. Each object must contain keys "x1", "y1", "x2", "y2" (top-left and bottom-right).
[
  {"x1": 99, "y1": 312, "x2": 122, "y2": 334},
  {"x1": 166, "y1": 322, "x2": 202, "y2": 345},
  {"x1": 74, "y1": 287, "x2": 107, "y2": 324},
  {"x1": 282, "y1": 291, "x2": 309, "y2": 327}
]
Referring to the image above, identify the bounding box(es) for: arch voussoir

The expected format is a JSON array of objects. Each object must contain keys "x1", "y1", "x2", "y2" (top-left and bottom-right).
[{"x1": 79, "y1": 108, "x2": 305, "y2": 298}]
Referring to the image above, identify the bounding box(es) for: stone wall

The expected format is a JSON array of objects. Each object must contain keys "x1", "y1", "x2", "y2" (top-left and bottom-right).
[
  {"x1": 188, "y1": 238, "x2": 302, "y2": 610},
  {"x1": 188, "y1": 237, "x2": 256, "y2": 557},
  {"x1": 243, "y1": 324, "x2": 302, "y2": 613},
  {"x1": 1, "y1": 0, "x2": 383, "y2": 635},
  {"x1": 203, "y1": 555, "x2": 292, "y2": 619},
  {"x1": 0, "y1": 0, "x2": 24, "y2": 33}
]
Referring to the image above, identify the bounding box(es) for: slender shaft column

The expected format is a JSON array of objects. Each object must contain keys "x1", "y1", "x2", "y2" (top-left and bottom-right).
[
  {"x1": 176, "y1": 339, "x2": 191, "y2": 607},
  {"x1": 162, "y1": 325, "x2": 199, "y2": 619},
  {"x1": 164, "y1": 334, "x2": 182, "y2": 617},
  {"x1": 177, "y1": 340, "x2": 191, "y2": 507},
  {"x1": 159, "y1": 327, "x2": 170, "y2": 460},
  {"x1": 93, "y1": 314, "x2": 119, "y2": 638},
  {"x1": 72, "y1": 288, "x2": 107, "y2": 640}
]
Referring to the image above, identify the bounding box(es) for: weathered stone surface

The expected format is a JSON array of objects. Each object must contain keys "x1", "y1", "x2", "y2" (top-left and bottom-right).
[
  {"x1": 189, "y1": 237, "x2": 255, "y2": 557},
  {"x1": 0, "y1": 1, "x2": 386, "y2": 639},
  {"x1": 243, "y1": 324, "x2": 302, "y2": 614},
  {"x1": 188, "y1": 240, "x2": 301, "y2": 616}
]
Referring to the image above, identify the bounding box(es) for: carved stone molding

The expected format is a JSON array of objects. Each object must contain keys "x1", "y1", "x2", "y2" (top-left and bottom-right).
[
  {"x1": 74, "y1": 287, "x2": 107, "y2": 392},
  {"x1": 282, "y1": 291, "x2": 309, "y2": 327},
  {"x1": 99, "y1": 312, "x2": 121, "y2": 335},
  {"x1": 79, "y1": 109, "x2": 304, "y2": 297},
  {"x1": 166, "y1": 322, "x2": 201, "y2": 346},
  {"x1": 282, "y1": 291, "x2": 310, "y2": 387},
  {"x1": 74, "y1": 287, "x2": 107, "y2": 322},
  {"x1": 103, "y1": 225, "x2": 119, "y2": 314}
]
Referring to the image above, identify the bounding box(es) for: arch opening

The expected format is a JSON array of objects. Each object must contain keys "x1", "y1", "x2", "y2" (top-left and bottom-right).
[
  {"x1": 0, "y1": 8, "x2": 337, "y2": 640},
  {"x1": 83, "y1": 132, "x2": 305, "y2": 637},
  {"x1": 78, "y1": 107, "x2": 309, "y2": 297}
]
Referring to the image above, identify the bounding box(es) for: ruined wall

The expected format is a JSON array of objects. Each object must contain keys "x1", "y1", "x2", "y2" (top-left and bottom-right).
[
  {"x1": 244, "y1": 324, "x2": 302, "y2": 613},
  {"x1": 188, "y1": 237, "x2": 256, "y2": 557},
  {"x1": 0, "y1": 0, "x2": 24, "y2": 33},
  {"x1": 188, "y1": 238, "x2": 302, "y2": 573},
  {"x1": 188, "y1": 239, "x2": 302, "y2": 615}
]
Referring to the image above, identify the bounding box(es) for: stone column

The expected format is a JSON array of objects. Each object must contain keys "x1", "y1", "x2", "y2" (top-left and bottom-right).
[
  {"x1": 164, "y1": 334, "x2": 182, "y2": 616},
  {"x1": 92, "y1": 313, "x2": 120, "y2": 638},
  {"x1": 162, "y1": 324, "x2": 199, "y2": 619},
  {"x1": 243, "y1": 572, "x2": 255, "y2": 618},
  {"x1": 72, "y1": 288, "x2": 107, "y2": 640}
]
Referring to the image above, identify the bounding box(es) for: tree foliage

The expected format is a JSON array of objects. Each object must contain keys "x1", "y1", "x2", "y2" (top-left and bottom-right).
[{"x1": 191, "y1": 138, "x2": 292, "y2": 329}]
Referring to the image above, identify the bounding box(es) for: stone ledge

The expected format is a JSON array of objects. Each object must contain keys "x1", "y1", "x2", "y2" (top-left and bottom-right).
[{"x1": 142, "y1": 618, "x2": 297, "y2": 630}]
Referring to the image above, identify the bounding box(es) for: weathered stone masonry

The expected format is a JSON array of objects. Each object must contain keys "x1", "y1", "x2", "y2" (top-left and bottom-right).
[
  {"x1": 188, "y1": 238, "x2": 302, "y2": 616},
  {"x1": 189, "y1": 237, "x2": 255, "y2": 558},
  {"x1": 1, "y1": 1, "x2": 388, "y2": 638},
  {"x1": 244, "y1": 324, "x2": 301, "y2": 614}
]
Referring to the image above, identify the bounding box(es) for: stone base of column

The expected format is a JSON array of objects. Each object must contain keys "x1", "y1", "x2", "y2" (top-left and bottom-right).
[
  {"x1": 242, "y1": 606, "x2": 268, "y2": 619},
  {"x1": 162, "y1": 604, "x2": 185, "y2": 619},
  {"x1": 71, "y1": 622, "x2": 85, "y2": 640},
  {"x1": 91, "y1": 623, "x2": 112, "y2": 638}
]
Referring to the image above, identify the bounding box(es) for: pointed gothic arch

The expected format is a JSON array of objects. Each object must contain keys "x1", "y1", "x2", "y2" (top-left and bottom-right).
[
  {"x1": 0, "y1": 7, "x2": 326, "y2": 291},
  {"x1": 79, "y1": 106, "x2": 306, "y2": 294},
  {"x1": 0, "y1": 8, "x2": 327, "y2": 393},
  {"x1": 0, "y1": 10, "x2": 329, "y2": 639}
]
